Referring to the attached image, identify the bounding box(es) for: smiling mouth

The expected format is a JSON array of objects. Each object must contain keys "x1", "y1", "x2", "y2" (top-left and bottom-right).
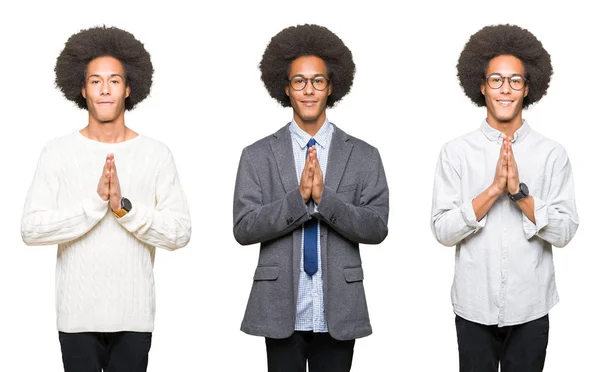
[
  {"x1": 301, "y1": 101, "x2": 318, "y2": 107},
  {"x1": 496, "y1": 100, "x2": 514, "y2": 107}
]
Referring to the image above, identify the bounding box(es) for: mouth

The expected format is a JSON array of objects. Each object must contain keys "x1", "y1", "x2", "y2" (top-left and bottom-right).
[
  {"x1": 496, "y1": 100, "x2": 514, "y2": 107},
  {"x1": 97, "y1": 101, "x2": 114, "y2": 106},
  {"x1": 300, "y1": 100, "x2": 318, "y2": 107}
]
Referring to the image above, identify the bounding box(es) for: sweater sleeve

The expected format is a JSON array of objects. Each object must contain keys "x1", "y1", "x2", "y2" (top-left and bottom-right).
[
  {"x1": 115, "y1": 150, "x2": 191, "y2": 251},
  {"x1": 21, "y1": 146, "x2": 109, "y2": 246}
]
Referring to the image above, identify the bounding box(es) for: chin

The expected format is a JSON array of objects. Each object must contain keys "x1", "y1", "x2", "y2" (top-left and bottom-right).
[{"x1": 96, "y1": 116, "x2": 118, "y2": 123}]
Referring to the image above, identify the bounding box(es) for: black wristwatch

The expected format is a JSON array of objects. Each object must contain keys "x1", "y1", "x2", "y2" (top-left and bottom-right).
[
  {"x1": 508, "y1": 183, "x2": 529, "y2": 202},
  {"x1": 112, "y1": 197, "x2": 132, "y2": 218}
]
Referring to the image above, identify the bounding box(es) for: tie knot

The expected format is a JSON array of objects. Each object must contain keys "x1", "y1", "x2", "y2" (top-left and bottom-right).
[{"x1": 307, "y1": 138, "x2": 316, "y2": 148}]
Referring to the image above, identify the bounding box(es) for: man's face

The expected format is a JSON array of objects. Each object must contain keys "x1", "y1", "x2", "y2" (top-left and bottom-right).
[
  {"x1": 81, "y1": 56, "x2": 130, "y2": 124},
  {"x1": 480, "y1": 54, "x2": 529, "y2": 127},
  {"x1": 285, "y1": 55, "x2": 332, "y2": 128}
]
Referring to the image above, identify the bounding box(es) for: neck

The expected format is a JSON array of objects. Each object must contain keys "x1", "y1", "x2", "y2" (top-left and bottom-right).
[
  {"x1": 486, "y1": 114, "x2": 523, "y2": 139},
  {"x1": 294, "y1": 114, "x2": 326, "y2": 137},
  {"x1": 81, "y1": 118, "x2": 135, "y2": 143}
]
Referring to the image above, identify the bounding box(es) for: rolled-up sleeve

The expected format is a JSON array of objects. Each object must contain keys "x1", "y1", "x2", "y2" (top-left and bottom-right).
[
  {"x1": 431, "y1": 145, "x2": 485, "y2": 247},
  {"x1": 522, "y1": 146, "x2": 578, "y2": 247}
]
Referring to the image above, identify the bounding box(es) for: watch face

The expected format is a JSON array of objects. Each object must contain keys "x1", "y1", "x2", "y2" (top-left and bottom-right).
[
  {"x1": 121, "y1": 197, "x2": 132, "y2": 212},
  {"x1": 520, "y1": 183, "x2": 529, "y2": 196}
]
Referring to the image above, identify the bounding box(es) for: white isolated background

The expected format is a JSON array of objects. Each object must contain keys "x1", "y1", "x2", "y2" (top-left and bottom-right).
[{"x1": 0, "y1": 0, "x2": 596, "y2": 370}]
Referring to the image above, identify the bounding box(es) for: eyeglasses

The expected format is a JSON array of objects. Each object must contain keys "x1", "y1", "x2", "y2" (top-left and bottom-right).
[
  {"x1": 288, "y1": 74, "x2": 330, "y2": 91},
  {"x1": 484, "y1": 73, "x2": 528, "y2": 90}
]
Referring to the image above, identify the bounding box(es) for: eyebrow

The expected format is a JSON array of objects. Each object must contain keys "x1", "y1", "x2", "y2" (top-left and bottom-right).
[
  {"x1": 87, "y1": 73, "x2": 124, "y2": 80},
  {"x1": 290, "y1": 74, "x2": 328, "y2": 78}
]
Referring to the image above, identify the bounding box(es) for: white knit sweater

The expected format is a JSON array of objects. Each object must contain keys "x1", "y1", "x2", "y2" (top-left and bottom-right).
[{"x1": 21, "y1": 131, "x2": 191, "y2": 332}]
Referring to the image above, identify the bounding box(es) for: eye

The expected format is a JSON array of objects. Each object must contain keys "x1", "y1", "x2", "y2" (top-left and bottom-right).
[
  {"x1": 313, "y1": 77, "x2": 324, "y2": 84},
  {"x1": 90, "y1": 80, "x2": 100, "y2": 84},
  {"x1": 110, "y1": 80, "x2": 120, "y2": 84}
]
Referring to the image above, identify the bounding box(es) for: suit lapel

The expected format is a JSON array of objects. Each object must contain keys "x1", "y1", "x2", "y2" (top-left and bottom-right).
[
  {"x1": 269, "y1": 124, "x2": 298, "y2": 194},
  {"x1": 325, "y1": 124, "x2": 353, "y2": 191}
]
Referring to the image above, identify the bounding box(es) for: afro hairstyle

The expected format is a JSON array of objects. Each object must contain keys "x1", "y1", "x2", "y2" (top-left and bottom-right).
[
  {"x1": 260, "y1": 24, "x2": 355, "y2": 108},
  {"x1": 55, "y1": 25, "x2": 153, "y2": 111},
  {"x1": 457, "y1": 24, "x2": 552, "y2": 109}
]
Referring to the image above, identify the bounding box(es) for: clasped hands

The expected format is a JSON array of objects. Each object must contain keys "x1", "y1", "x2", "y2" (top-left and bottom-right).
[
  {"x1": 300, "y1": 146, "x2": 323, "y2": 204},
  {"x1": 492, "y1": 136, "x2": 521, "y2": 196},
  {"x1": 97, "y1": 153, "x2": 123, "y2": 212}
]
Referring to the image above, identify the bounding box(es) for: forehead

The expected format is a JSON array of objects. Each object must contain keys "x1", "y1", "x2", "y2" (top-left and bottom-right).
[
  {"x1": 289, "y1": 55, "x2": 328, "y2": 76},
  {"x1": 86, "y1": 56, "x2": 125, "y2": 77},
  {"x1": 486, "y1": 55, "x2": 525, "y2": 75}
]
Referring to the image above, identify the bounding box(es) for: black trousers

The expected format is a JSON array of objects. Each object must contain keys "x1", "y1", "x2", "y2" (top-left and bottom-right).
[
  {"x1": 58, "y1": 331, "x2": 152, "y2": 372},
  {"x1": 265, "y1": 331, "x2": 355, "y2": 372},
  {"x1": 455, "y1": 314, "x2": 549, "y2": 372}
]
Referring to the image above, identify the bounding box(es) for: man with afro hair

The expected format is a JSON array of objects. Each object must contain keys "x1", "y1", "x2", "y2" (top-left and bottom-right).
[
  {"x1": 233, "y1": 24, "x2": 389, "y2": 371},
  {"x1": 21, "y1": 26, "x2": 191, "y2": 372},
  {"x1": 431, "y1": 24, "x2": 578, "y2": 371}
]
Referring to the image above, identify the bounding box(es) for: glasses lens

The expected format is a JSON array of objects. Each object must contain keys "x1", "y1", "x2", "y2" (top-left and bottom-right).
[
  {"x1": 290, "y1": 77, "x2": 306, "y2": 91},
  {"x1": 312, "y1": 76, "x2": 328, "y2": 91},
  {"x1": 487, "y1": 74, "x2": 503, "y2": 89},
  {"x1": 509, "y1": 75, "x2": 525, "y2": 90}
]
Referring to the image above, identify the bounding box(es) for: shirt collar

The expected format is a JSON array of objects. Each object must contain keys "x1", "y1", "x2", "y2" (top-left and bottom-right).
[
  {"x1": 289, "y1": 118, "x2": 332, "y2": 149},
  {"x1": 480, "y1": 119, "x2": 531, "y2": 144}
]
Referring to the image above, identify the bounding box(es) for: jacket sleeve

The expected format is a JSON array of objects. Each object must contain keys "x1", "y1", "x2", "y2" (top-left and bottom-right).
[
  {"x1": 314, "y1": 147, "x2": 389, "y2": 244},
  {"x1": 233, "y1": 147, "x2": 311, "y2": 245}
]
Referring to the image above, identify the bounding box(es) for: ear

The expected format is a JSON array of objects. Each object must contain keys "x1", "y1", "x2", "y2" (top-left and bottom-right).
[
  {"x1": 81, "y1": 85, "x2": 87, "y2": 99},
  {"x1": 285, "y1": 85, "x2": 290, "y2": 97},
  {"x1": 126, "y1": 84, "x2": 131, "y2": 98},
  {"x1": 524, "y1": 82, "x2": 529, "y2": 97},
  {"x1": 327, "y1": 81, "x2": 332, "y2": 97},
  {"x1": 480, "y1": 80, "x2": 486, "y2": 96}
]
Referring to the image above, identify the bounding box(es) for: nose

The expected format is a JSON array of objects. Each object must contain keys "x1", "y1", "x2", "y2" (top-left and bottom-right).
[
  {"x1": 101, "y1": 82, "x2": 110, "y2": 95},
  {"x1": 500, "y1": 77, "x2": 511, "y2": 94},
  {"x1": 303, "y1": 81, "x2": 315, "y2": 95}
]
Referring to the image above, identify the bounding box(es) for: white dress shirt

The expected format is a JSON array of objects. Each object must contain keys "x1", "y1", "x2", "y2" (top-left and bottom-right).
[
  {"x1": 431, "y1": 120, "x2": 578, "y2": 326},
  {"x1": 289, "y1": 119, "x2": 333, "y2": 332}
]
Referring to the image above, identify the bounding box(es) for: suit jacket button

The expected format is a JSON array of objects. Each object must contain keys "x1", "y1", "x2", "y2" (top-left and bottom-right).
[
  {"x1": 286, "y1": 217, "x2": 293, "y2": 225},
  {"x1": 330, "y1": 215, "x2": 337, "y2": 224}
]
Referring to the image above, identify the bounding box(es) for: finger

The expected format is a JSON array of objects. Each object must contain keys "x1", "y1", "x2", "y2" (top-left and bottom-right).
[
  {"x1": 501, "y1": 144, "x2": 508, "y2": 167},
  {"x1": 308, "y1": 161, "x2": 315, "y2": 177}
]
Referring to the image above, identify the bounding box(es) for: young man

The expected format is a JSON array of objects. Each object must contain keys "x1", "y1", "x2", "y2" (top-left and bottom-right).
[
  {"x1": 233, "y1": 24, "x2": 389, "y2": 372},
  {"x1": 431, "y1": 24, "x2": 579, "y2": 372},
  {"x1": 21, "y1": 26, "x2": 191, "y2": 372}
]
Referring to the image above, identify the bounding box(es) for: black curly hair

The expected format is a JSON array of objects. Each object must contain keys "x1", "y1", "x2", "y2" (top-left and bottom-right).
[
  {"x1": 55, "y1": 26, "x2": 153, "y2": 111},
  {"x1": 260, "y1": 24, "x2": 355, "y2": 108},
  {"x1": 457, "y1": 24, "x2": 552, "y2": 108}
]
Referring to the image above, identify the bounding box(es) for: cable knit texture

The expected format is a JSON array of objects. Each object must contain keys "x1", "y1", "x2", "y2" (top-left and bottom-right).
[{"x1": 21, "y1": 131, "x2": 191, "y2": 332}]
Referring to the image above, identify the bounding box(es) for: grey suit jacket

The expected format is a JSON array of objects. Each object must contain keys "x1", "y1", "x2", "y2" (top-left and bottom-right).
[{"x1": 233, "y1": 123, "x2": 389, "y2": 340}]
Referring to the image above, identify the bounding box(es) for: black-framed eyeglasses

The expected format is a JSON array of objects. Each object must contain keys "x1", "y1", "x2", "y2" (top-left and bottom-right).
[
  {"x1": 484, "y1": 73, "x2": 528, "y2": 90},
  {"x1": 288, "y1": 74, "x2": 330, "y2": 91}
]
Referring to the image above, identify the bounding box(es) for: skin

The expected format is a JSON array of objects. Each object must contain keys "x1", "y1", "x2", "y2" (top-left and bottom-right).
[
  {"x1": 472, "y1": 55, "x2": 535, "y2": 223},
  {"x1": 286, "y1": 56, "x2": 331, "y2": 205},
  {"x1": 81, "y1": 56, "x2": 136, "y2": 212}
]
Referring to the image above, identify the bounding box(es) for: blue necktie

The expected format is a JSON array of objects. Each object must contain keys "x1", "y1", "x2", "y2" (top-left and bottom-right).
[{"x1": 304, "y1": 138, "x2": 318, "y2": 276}]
